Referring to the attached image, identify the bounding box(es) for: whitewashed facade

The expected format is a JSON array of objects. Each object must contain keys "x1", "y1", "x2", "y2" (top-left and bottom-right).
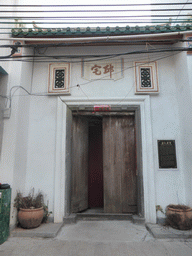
[
  {"x1": 0, "y1": 1, "x2": 192, "y2": 227},
  {"x1": 0, "y1": 39, "x2": 191, "y2": 226}
]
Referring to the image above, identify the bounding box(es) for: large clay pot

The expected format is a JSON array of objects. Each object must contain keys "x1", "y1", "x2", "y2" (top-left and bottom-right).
[
  {"x1": 18, "y1": 207, "x2": 44, "y2": 229},
  {"x1": 166, "y1": 205, "x2": 192, "y2": 230}
]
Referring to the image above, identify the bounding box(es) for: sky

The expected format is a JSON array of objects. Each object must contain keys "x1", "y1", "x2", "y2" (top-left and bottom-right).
[
  {"x1": 16, "y1": 0, "x2": 152, "y2": 28},
  {"x1": 3, "y1": 0, "x2": 192, "y2": 29}
]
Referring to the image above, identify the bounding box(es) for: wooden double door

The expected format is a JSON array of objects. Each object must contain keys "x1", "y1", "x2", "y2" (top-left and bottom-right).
[{"x1": 71, "y1": 113, "x2": 137, "y2": 214}]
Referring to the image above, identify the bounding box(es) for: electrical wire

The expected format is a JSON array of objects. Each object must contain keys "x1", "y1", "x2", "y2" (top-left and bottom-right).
[
  {"x1": 0, "y1": 50, "x2": 184, "y2": 115},
  {"x1": 58, "y1": 96, "x2": 71, "y2": 110},
  {"x1": 72, "y1": 51, "x2": 181, "y2": 89},
  {"x1": 0, "y1": 3, "x2": 191, "y2": 112},
  {"x1": 1, "y1": 3, "x2": 192, "y2": 7},
  {"x1": 1, "y1": 8, "x2": 192, "y2": 13},
  {"x1": 0, "y1": 39, "x2": 191, "y2": 50},
  {"x1": 1, "y1": 20, "x2": 192, "y2": 26},
  {"x1": 2, "y1": 18, "x2": 192, "y2": 23},
  {"x1": 0, "y1": 47, "x2": 189, "y2": 62},
  {"x1": 0, "y1": 3, "x2": 191, "y2": 30},
  {"x1": 61, "y1": 51, "x2": 182, "y2": 106},
  {"x1": 30, "y1": 48, "x2": 35, "y2": 94},
  {"x1": 1, "y1": 14, "x2": 191, "y2": 19},
  {"x1": 0, "y1": 48, "x2": 191, "y2": 63},
  {"x1": 176, "y1": 0, "x2": 190, "y2": 21}
]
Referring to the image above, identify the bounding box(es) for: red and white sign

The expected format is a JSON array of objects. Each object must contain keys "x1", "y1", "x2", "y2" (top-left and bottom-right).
[{"x1": 94, "y1": 105, "x2": 111, "y2": 112}]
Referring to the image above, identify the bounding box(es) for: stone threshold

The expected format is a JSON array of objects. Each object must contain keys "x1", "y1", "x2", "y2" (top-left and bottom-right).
[
  {"x1": 146, "y1": 223, "x2": 192, "y2": 239},
  {"x1": 11, "y1": 222, "x2": 64, "y2": 238},
  {"x1": 63, "y1": 212, "x2": 145, "y2": 225}
]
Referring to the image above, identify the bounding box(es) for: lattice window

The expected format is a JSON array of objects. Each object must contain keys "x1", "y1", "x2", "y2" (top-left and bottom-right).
[
  {"x1": 140, "y1": 68, "x2": 151, "y2": 88},
  {"x1": 48, "y1": 63, "x2": 70, "y2": 94},
  {"x1": 55, "y1": 69, "x2": 65, "y2": 88},
  {"x1": 135, "y1": 62, "x2": 159, "y2": 94}
]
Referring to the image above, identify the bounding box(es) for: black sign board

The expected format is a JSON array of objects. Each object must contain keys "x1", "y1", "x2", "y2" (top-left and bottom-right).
[{"x1": 158, "y1": 140, "x2": 177, "y2": 169}]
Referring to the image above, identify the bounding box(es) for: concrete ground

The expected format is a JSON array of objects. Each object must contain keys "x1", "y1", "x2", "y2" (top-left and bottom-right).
[{"x1": 1, "y1": 221, "x2": 192, "y2": 256}]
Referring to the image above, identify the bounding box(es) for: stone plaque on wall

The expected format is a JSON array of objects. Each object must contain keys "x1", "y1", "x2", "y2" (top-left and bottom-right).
[
  {"x1": 81, "y1": 58, "x2": 124, "y2": 81},
  {"x1": 158, "y1": 140, "x2": 177, "y2": 169}
]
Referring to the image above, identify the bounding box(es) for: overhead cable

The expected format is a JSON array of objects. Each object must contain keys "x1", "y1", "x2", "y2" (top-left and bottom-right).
[
  {"x1": 1, "y1": 14, "x2": 192, "y2": 19},
  {"x1": 1, "y1": 39, "x2": 190, "y2": 49},
  {"x1": 0, "y1": 47, "x2": 191, "y2": 61},
  {"x1": 1, "y1": 3, "x2": 192, "y2": 7},
  {"x1": 1, "y1": 8, "x2": 192, "y2": 13}
]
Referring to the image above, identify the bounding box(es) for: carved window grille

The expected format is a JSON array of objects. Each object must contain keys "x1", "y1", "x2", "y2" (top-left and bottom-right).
[
  {"x1": 135, "y1": 62, "x2": 159, "y2": 94},
  {"x1": 48, "y1": 63, "x2": 70, "y2": 94},
  {"x1": 140, "y1": 68, "x2": 151, "y2": 88},
  {"x1": 55, "y1": 69, "x2": 65, "y2": 88}
]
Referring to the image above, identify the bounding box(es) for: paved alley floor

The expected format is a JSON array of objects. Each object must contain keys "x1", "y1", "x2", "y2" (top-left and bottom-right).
[
  {"x1": 1, "y1": 221, "x2": 192, "y2": 256},
  {"x1": 57, "y1": 221, "x2": 153, "y2": 243}
]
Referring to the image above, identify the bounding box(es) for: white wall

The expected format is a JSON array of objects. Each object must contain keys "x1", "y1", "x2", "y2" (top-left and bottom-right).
[
  {"x1": 25, "y1": 44, "x2": 189, "y2": 222},
  {"x1": 24, "y1": 61, "x2": 57, "y2": 217},
  {"x1": 151, "y1": 56, "x2": 186, "y2": 212},
  {"x1": 187, "y1": 54, "x2": 192, "y2": 96},
  {"x1": 0, "y1": 47, "x2": 34, "y2": 225},
  {"x1": 174, "y1": 50, "x2": 192, "y2": 207},
  {"x1": 1, "y1": 41, "x2": 192, "y2": 224},
  {"x1": 187, "y1": 53, "x2": 192, "y2": 207}
]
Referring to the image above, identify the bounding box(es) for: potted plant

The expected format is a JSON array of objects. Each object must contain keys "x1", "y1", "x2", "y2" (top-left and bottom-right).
[
  {"x1": 14, "y1": 189, "x2": 45, "y2": 229},
  {"x1": 156, "y1": 205, "x2": 165, "y2": 224},
  {"x1": 165, "y1": 204, "x2": 192, "y2": 230}
]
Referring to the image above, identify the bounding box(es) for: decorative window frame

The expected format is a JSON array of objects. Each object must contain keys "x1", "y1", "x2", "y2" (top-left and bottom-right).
[
  {"x1": 134, "y1": 62, "x2": 159, "y2": 94},
  {"x1": 48, "y1": 63, "x2": 70, "y2": 95},
  {"x1": 185, "y1": 34, "x2": 192, "y2": 54}
]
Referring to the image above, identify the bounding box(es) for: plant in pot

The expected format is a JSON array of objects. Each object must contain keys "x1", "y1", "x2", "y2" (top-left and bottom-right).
[
  {"x1": 165, "y1": 204, "x2": 192, "y2": 230},
  {"x1": 156, "y1": 205, "x2": 165, "y2": 224},
  {"x1": 14, "y1": 189, "x2": 45, "y2": 229}
]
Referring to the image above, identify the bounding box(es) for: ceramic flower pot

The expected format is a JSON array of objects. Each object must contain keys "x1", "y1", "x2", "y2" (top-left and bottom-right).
[
  {"x1": 18, "y1": 207, "x2": 44, "y2": 229},
  {"x1": 166, "y1": 205, "x2": 192, "y2": 230}
]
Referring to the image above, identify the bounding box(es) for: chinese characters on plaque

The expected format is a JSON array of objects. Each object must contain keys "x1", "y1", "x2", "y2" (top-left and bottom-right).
[
  {"x1": 91, "y1": 64, "x2": 114, "y2": 78},
  {"x1": 158, "y1": 140, "x2": 177, "y2": 169},
  {"x1": 81, "y1": 59, "x2": 124, "y2": 81}
]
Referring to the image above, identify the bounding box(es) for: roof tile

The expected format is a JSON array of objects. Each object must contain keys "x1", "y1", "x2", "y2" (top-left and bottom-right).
[{"x1": 11, "y1": 24, "x2": 192, "y2": 38}]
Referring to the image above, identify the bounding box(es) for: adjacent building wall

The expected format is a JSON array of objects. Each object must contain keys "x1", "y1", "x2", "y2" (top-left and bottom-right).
[{"x1": 0, "y1": 47, "x2": 33, "y2": 226}]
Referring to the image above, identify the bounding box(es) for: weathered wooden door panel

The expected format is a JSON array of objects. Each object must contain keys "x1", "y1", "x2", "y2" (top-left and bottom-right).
[
  {"x1": 103, "y1": 115, "x2": 137, "y2": 213},
  {"x1": 121, "y1": 115, "x2": 137, "y2": 213},
  {"x1": 88, "y1": 120, "x2": 103, "y2": 208},
  {"x1": 103, "y1": 116, "x2": 122, "y2": 213},
  {"x1": 71, "y1": 116, "x2": 89, "y2": 213}
]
